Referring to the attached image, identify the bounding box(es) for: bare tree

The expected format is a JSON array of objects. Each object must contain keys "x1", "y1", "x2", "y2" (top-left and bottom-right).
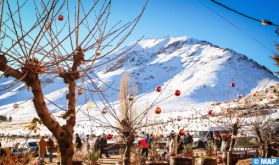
[
  {"x1": 0, "y1": 0, "x2": 146, "y2": 164},
  {"x1": 82, "y1": 73, "x2": 178, "y2": 165},
  {"x1": 248, "y1": 116, "x2": 279, "y2": 158}
]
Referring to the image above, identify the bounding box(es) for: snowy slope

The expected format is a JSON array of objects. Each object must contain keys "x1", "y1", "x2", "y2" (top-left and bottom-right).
[{"x1": 0, "y1": 35, "x2": 278, "y2": 126}]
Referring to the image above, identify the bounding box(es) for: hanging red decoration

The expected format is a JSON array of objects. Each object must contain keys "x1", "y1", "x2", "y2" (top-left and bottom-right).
[
  {"x1": 107, "y1": 134, "x2": 113, "y2": 140},
  {"x1": 155, "y1": 107, "x2": 161, "y2": 114},
  {"x1": 208, "y1": 110, "x2": 213, "y2": 116},
  {"x1": 179, "y1": 129, "x2": 185, "y2": 135},
  {"x1": 58, "y1": 15, "x2": 64, "y2": 21},
  {"x1": 175, "y1": 90, "x2": 181, "y2": 96},
  {"x1": 78, "y1": 89, "x2": 83, "y2": 95},
  {"x1": 38, "y1": 67, "x2": 45, "y2": 73},
  {"x1": 156, "y1": 86, "x2": 162, "y2": 92},
  {"x1": 230, "y1": 82, "x2": 235, "y2": 88}
]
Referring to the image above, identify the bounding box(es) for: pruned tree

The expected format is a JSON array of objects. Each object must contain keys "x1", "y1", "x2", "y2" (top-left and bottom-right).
[
  {"x1": 83, "y1": 73, "x2": 179, "y2": 165},
  {"x1": 117, "y1": 74, "x2": 138, "y2": 165},
  {"x1": 0, "y1": 0, "x2": 146, "y2": 164}
]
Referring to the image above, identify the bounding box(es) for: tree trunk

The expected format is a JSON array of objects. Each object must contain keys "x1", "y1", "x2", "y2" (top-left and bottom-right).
[
  {"x1": 30, "y1": 74, "x2": 75, "y2": 164},
  {"x1": 123, "y1": 135, "x2": 135, "y2": 165},
  {"x1": 124, "y1": 143, "x2": 132, "y2": 165},
  {"x1": 59, "y1": 138, "x2": 74, "y2": 165},
  {"x1": 0, "y1": 47, "x2": 83, "y2": 165},
  {"x1": 227, "y1": 122, "x2": 239, "y2": 165}
]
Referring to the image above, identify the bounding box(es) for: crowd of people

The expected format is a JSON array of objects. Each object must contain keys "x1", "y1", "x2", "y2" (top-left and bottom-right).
[
  {"x1": 137, "y1": 130, "x2": 194, "y2": 160},
  {"x1": 75, "y1": 133, "x2": 111, "y2": 158},
  {"x1": 37, "y1": 136, "x2": 55, "y2": 164},
  {"x1": 1, "y1": 130, "x2": 278, "y2": 164}
]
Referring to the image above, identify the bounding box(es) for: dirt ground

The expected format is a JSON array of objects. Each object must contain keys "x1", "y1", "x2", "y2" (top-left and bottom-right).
[
  {"x1": 27, "y1": 155, "x2": 122, "y2": 165},
  {"x1": 1, "y1": 147, "x2": 254, "y2": 165},
  {"x1": 25, "y1": 149, "x2": 222, "y2": 165}
]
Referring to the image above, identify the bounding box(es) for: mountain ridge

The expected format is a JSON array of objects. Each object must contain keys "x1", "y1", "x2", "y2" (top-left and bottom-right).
[{"x1": 0, "y1": 35, "x2": 278, "y2": 122}]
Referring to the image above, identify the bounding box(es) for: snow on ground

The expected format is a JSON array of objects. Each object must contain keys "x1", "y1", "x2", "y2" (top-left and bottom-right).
[{"x1": 0, "y1": 36, "x2": 278, "y2": 137}]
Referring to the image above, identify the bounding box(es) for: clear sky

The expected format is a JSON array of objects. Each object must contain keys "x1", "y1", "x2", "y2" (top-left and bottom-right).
[{"x1": 109, "y1": 0, "x2": 279, "y2": 73}]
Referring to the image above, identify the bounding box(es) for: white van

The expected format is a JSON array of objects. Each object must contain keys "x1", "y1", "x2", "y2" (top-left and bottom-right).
[{"x1": 192, "y1": 126, "x2": 229, "y2": 148}]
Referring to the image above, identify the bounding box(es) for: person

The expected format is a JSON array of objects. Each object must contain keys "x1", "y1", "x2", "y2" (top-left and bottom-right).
[
  {"x1": 94, "y1": 135, "x2": 101, "y2": 151},
  {"x1": 213, "y1": 132, "x2": 221, "y2": 148},
  {"x1": 220, "y1": 134, "x2": 227, "y2": 152},
  {"x1": 99, "y1": 133, "x2": 110, "y2": 158},
  {"x1": 177, "y1": 133, "x2": 186, "y2": 154},
  {"x1": 38, "y1": 136, "x2": 47, "y2": 164},
  {"x1": 13, "y1": 142, "x2": 20, "y2": 152},
  {"x1": 146, "y1": 133, "x2": 151, "y2": 149},
  {"x1": 220, "y1": 133, "x2": 229, "y2": 163},
  {"x1": 169, "y1": 131, "x2": 177, "y2": 156},
  {"x1": 86, "y1": 135, "x2": 90, "y2": 150},
  {"x1": 75, "y1": 134, "x2": 82, "y2": 150},
  {"x1": 267, "y1": 143, "x2": 278, "y2": 157},
  {"x1": 47, "y1": 137, "x2": 55, "y2": 163},
  {"x1": 33, "y1": 157, "x2": 39, "y2": 165},
  {"x1": 185, "y1": 133, "x2": 193, "y2": 145},
  {"x1": 149, "y1": 133, "x2": 154, "y2": 149},
  {"x1": 138, "y1": 133, "x2": 149, "y2": 158}
]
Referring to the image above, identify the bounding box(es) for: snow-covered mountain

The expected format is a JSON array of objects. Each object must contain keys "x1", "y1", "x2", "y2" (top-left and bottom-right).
[{"x1": 0, "y1": 36, "x2": 278, "y2": 123}]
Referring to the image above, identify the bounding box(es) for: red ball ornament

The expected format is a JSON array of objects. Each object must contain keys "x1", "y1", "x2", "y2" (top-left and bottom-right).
[
  {"x1": 38, "y1": 67, "x2": 45, "y2": 73},
  {"x1": 230, "y1": 82, "x2": 235, "y2": 88},
  {"x1": 208, "y1": 110, "x2": 213, "y2": 116},
  {"x1": 107, "y1": 134, "x2": 113, "y2": 140},
  {"x1": 58, "y1": 15, "x2": 64, "y2": 21},
  {"x1": 156, "y1": 86, "x2": 162, "y2": 92},
  {"x1": 175, "y1": 90, "x2": 181, "y2": 96},
  {"x1": 155, "y1": 107, "x2": 161, "y2": 114},
  {"x1": 179, "y1": 129, "x2": 185, "y2": 135},
  {"x1": 77, "y1": 89, "x2": 83, "y2": 95}
]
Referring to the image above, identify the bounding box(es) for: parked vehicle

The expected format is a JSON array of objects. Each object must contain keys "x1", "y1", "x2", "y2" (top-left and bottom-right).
[
  {"x1": 25, "y1": 141, "x2": 39, "y2": 156},
  {"x1": 12, "y1": 147, "x2": 29, "y2": 155},
  {"x1": 26, "y1": 141, "x2": 39, "y2": 152},
  {"x1": 192, "y1": 126, "x2": 229, "y2": 148}
]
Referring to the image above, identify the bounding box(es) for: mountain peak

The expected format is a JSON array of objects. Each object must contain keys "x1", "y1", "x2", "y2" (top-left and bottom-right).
[
  {"x1": 105, "y1": 35, "x2": 277, "y2": 102},
  {"x1": 0, "y1": 35, "x2": 278, "y2": 122}
]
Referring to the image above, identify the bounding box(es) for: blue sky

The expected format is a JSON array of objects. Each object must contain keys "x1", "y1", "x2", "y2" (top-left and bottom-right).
[
  {"x1": 110, "y1": 0, "x2": 279, "y2": 73},
  {"x1": 3, "y1": 0, "x2": 279, "y2": 72}
]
